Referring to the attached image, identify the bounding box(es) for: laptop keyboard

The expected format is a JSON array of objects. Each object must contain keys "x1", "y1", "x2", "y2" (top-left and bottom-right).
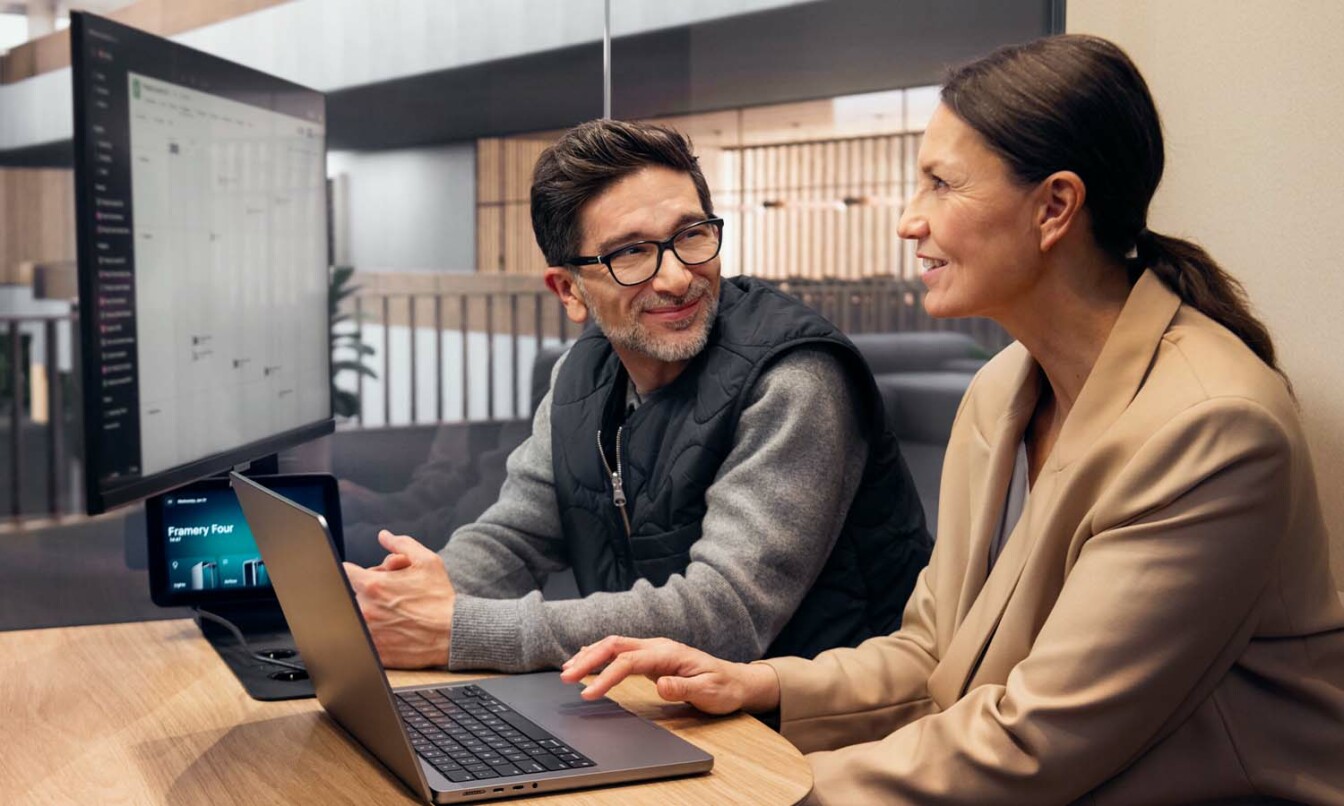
[{"x1": 396, "y1": 685, "x2": 596, "y2": 784}]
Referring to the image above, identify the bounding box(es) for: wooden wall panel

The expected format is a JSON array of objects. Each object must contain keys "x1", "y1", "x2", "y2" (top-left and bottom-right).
[
  {"x1": 0, "y1": 170, "x2": 6, "y2": 285},
  {"x1": 475, "y1": 137, "x2": 552, "y2": 276},
  {"x1": 727, "y1": 131, "x2": 911, "y2": 281},
  {"x1": 476, "y1": 92, "x2": 926, "y2": 281},
  {"x1": 504, "y1": 203, "x2": 546, "y2": 276},
  {"x1": 476, "y1": 139, "x2": 502, "y2": 205},
  {"x1": 476, "y1": 205, "x2": 503, "y2": 275},
  {"x1": 0, "y1": 169, "x2": 75, "y2": 286}
]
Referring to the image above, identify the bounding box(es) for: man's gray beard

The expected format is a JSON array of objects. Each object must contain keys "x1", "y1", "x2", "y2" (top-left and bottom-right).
[{"x1": 576, "y1": 276, "x2": 718, "y2": 363}]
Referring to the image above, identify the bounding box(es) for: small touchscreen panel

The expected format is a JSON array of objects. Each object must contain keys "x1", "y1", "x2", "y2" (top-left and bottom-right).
[{"x1": 147, "y1": 474, "x2": 340, "y2": 607}]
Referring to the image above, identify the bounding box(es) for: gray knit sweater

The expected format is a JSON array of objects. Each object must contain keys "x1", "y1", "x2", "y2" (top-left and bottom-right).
[{"x1": 441, "y1": 346, "x2": 867, "y2": 672}]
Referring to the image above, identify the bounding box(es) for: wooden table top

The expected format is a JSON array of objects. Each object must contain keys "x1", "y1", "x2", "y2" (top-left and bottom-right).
[{"x1": 0, "y1": 619, "x2": 811, "y2": 805}]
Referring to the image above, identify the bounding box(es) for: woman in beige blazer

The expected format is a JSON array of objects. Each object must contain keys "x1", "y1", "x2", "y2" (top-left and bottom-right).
[{"x1": 561, "y1": 34, "x2": 1344, "y2": 804}]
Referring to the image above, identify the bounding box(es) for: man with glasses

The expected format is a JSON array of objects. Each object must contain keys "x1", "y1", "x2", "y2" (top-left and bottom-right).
[{"x1": 345, "y1": 119, "x2": 931, "y2": 673}]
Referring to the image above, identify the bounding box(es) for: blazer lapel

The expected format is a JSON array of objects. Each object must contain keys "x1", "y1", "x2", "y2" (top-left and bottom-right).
[
  {"x1": 952, "y1": 356, "x2": 1041, "y2": 626},
  {"x1": 930, "y1": 353, "x2": 1040, "y2": 705},
  {"x1": 929, "y1": 271, "x2": 1183, "y2": 704}
]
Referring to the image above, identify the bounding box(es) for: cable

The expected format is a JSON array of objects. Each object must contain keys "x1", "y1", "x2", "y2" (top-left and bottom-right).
[{"x1": 194, "y1": 607, "x2": 308, "y2": 673}]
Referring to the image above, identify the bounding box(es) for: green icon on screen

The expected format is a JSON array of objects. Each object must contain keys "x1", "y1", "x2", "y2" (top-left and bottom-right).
[{"x1": 132, "y1": 78, "x2": 140, "y2": 99}]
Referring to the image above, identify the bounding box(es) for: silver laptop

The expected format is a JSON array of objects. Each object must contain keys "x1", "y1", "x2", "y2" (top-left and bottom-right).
[{"x1": 230, "y1": 472, "x2": 713, "y2": 803}]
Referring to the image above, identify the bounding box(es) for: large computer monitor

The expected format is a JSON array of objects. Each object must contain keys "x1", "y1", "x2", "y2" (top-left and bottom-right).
[{"x1": 71, "y1": 12, "x2": 333, "y2": 515}]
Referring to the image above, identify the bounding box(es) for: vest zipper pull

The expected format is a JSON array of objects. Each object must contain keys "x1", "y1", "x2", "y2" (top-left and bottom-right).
[{"x1": 597, "y1": 428, "x2": 634, "y2": 539}]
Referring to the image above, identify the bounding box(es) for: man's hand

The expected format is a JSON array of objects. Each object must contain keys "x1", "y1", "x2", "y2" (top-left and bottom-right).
[
  {"x1": 343, "y1": 530, "x2": 455, "y2": 669},
  {"x1": 559, "y1": 636, "x2": 781, "y2": 715}
]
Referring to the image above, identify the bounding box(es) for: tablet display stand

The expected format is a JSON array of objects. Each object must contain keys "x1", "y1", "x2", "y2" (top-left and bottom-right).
[{"x1": 193, "y1": 601, "x2": 315, "y2": 701}]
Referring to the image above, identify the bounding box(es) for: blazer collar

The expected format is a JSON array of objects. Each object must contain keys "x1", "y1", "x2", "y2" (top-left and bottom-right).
[
  {"x1": 928, "y1": 270, "x2": 1182, "y2": 704},
  {"x1": 1049, "y1": 270, "x2": 1182, "y2": 469},
  {"x1": 932, "y1": 360, "x2": 1041, "y2": 704}
]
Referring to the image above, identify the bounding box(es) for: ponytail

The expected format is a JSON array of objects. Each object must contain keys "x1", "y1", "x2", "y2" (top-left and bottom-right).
[{"x1": 1134, "y1": 229, "x2": 1284, "y2": 378}]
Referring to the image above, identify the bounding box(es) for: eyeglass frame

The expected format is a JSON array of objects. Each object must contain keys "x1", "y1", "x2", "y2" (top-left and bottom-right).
[{"x1": 565, "y1": 217, "x2": 725, "y2": 287}]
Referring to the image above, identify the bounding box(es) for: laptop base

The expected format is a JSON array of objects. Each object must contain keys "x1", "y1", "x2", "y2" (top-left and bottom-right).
[
  {"x1": 230, "y1": 471, "x2": 714, "y2": 802},
  {"x1": 194, "y1": 601, "x2": 315, "y2": 701}
]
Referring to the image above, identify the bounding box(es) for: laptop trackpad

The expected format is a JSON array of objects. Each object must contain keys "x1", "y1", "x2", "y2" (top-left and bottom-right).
[{"x1": 476, "y1": 673, "x2": 712, "y2": 771}]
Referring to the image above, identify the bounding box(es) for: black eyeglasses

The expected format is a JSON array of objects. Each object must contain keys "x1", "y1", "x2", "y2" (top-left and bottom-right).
[{"x1": 567, "y1": 217, "x2": 725, "y2": 287}]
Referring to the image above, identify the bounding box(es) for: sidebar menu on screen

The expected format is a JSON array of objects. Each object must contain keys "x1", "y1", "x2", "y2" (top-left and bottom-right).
[{"x1": 75, "y1": 19, "x2": 143, "y2": 484}]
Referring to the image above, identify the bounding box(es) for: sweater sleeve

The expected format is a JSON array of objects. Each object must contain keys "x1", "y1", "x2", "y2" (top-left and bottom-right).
[{"x1": 446, "y1": 347, "x2": 869, "y2": 672}]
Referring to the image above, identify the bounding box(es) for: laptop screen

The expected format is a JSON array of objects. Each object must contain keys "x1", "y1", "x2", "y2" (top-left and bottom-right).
[{"x1": 147, "y1": 473, "x2": 343, "y2": 608}]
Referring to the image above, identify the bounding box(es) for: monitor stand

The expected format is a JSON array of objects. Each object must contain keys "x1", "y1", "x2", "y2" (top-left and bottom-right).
[{"x1": 193, "y1": 601, "x2": 315, "y2": 701}]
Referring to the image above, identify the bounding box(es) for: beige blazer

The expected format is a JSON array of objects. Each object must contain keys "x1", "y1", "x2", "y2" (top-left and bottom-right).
[{"x1": 765, "y1": 271, "x2": 1344, "y2": 805}]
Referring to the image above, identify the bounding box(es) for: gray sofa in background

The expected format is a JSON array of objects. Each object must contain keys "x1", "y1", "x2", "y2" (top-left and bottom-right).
[
  {"x1": 848, "y1": 331, "x2": 988, "y2": 376},
  {"x1": 849, "y1": 332, "x2": 987, "y2": 536}
]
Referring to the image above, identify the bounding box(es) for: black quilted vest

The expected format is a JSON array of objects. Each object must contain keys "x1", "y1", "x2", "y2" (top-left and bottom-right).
[{"x1": 550, "y1": 277, "x2": 931, "y2": 659}]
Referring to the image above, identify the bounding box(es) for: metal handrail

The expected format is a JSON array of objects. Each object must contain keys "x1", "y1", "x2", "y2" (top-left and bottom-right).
[{"x1": 338, "y1": 276, "x2": 1008, "y2": 428}]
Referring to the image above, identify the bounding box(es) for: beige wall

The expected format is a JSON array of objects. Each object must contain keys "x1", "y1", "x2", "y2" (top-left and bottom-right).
[{"x1": 1068, "y1": 1, "x2": 1344, "y2": 589}]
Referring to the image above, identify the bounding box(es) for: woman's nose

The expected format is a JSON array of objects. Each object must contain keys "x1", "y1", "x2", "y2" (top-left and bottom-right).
[{"x1": 897, "y1": 201, "x2": 927, "y2": 241}]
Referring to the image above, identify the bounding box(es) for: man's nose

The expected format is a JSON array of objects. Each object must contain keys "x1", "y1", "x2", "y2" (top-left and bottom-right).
[{"x1": 650, "y1": 249, "x2": 694, "y2": 297}]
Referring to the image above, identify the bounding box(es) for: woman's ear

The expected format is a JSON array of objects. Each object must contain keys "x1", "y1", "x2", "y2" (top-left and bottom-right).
[
  {"x1": 1037, "y1": 170, "x2": 1086, "y2": 253},
  {"x1": 544, "y1": 267, "x2": 590, "y2": 325}
]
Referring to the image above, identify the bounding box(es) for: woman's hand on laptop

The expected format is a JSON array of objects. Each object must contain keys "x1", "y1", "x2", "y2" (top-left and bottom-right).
[
  {"x1": 343, "y1": 529, "x2": 455, "y2": 669},
  {"x1": 559, "y1": 636, "x2": 781, "y2": 715}
]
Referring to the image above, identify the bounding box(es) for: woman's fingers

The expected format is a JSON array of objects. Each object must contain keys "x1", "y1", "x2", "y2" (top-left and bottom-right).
[
  {"x1": 559, "y1": 635, "x2": 651, "y2": 682},
  {"x1": 655, "y1": 671, "x2": 743, "y2": 714},
  {"x1": 655, "y1": 674, "x2": 693, "y2": 703},
  {"x1": 561, "y1": 636, "x2": 746, "y2": 714},
  {"x1": 578, "y1": 646, "x2": 681, "y2": 700}
]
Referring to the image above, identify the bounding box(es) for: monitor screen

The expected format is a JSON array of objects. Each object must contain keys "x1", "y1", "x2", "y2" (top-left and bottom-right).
[
  {"x1": 146, "y1": 473, "x2": 344, "y2": 608},
  {"x1": 71, "y1": 12, "x2": 333, "y2": 514}
]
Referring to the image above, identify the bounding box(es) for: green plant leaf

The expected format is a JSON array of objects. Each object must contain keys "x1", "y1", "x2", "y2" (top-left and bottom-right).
[
  {"x1": 332, "y1": 360, "x2": 378, "y2": 379},
  {"x1": 331, "y1": 341, "x2": 376, "y2": 357},
  {"x1": 328, "y1": 265, "x2": 377, "y2": 418},
  {"x1": 332, "y1": 388, "x2": 360, "y2": 418}
]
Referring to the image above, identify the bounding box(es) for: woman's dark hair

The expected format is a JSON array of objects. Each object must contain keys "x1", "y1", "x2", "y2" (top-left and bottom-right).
[
  {"x1": 942, "y1": 34, "x2": 1280, "y2": 373},
  {"x1": 530, "y1": 119, "x2": 713, "y2": 267}
]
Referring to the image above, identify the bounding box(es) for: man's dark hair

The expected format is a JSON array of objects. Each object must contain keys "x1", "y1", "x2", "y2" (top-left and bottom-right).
[{"x1": 530, "y1": 119, "x2": 714, "y2": 268}]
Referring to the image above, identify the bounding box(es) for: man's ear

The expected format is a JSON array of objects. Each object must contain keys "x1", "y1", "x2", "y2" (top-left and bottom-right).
[
  {"x1": 544, "y1": 266, "x2": 590, "y2": 325},
  {"x1": 1036, "y1": 170, "x2": 1086, "y2": 253}
]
